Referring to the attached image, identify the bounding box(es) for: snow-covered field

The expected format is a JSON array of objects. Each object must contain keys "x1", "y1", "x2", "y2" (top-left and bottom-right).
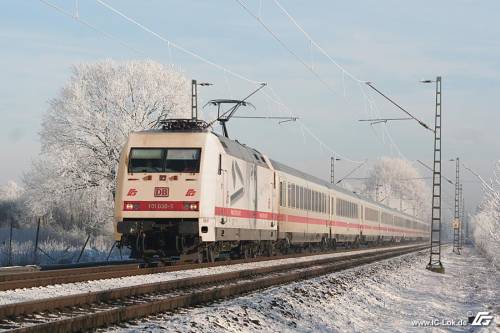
[{"x1": 107, "y1": 246, "x2": 500, "y2": 333}]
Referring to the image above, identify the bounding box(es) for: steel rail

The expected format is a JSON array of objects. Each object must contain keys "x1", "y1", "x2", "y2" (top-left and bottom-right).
[
  {"x1": 0, "y1": 264, "x2": 139, "y2": 283},
  {"x1": 0, "y1": 242, "x2": 414, "y2": 291},
  {"x1": 0, "y1": 244, "x2": 428, "y2": 332}
]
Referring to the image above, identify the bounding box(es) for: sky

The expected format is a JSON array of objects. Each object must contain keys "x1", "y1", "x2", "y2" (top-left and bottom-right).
[{"x1": 1, "y1": 0, "x2": 499, "y2": 214}]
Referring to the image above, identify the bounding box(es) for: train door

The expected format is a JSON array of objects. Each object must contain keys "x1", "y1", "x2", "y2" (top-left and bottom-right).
[
  {"x1": 250, "y1": 163, "x2": 257, "y2": 231},
  {"x1": 277, "y1": 175, "x2": 287, "y2": 240},
  {"x1": 328, "y1": 196, "x2": 332, "y2": 240},
  {"x1": 360, "y1": 204, "x2": 364, "y2": 241},
  {"x1": 378, "y1": 209, "x2": 381, "y2": 241},
  {"x1": 221, "y1": 154, "x2": 227, "y2": 223},
  {"x1": 271, "y1": 171, "x2": 277, "y2": 235},
  {"x1": 329, "y1": 196, "x2": 334, "y2": 240}
]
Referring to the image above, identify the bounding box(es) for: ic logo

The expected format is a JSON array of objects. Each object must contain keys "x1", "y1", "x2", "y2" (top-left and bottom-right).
[
  {"x1": 154, "y1": 187, "x2": 169, "y2": 197},
  {"x1": 185, "y1": 189, "x2": 196, "y2": 196},
  {"x1": 469, "y1": 311, "x2": 493, "y2": 326},
  {"x1": 127, "y1": 189, "x2": 138, "y2": 196}
]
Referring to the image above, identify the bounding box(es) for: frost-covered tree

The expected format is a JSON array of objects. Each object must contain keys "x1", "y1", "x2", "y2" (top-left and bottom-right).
[
  {"x1": 39, "y1": 59, "x2": 189, "y2": 193},
  {"x1": 471, "y1": 160, "x2": 500, "y2": 267},
  {"x1": 363, "y1": 157, "x2": 430, "y2": 218},
  {"x1": 0, "y1": 181, "x2": 25, "y2": 227},
  {"x1": 0, "y1": 181, "x2": 23, "y2": 202},
  {"x1": 24, "y1": 60, "x2": 190, "y2": 233}
]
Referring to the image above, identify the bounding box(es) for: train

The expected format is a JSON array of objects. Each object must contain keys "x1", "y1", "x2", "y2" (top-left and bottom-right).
[{"x1": 114, "y1": 119, "x2": 429, "y2": 261}]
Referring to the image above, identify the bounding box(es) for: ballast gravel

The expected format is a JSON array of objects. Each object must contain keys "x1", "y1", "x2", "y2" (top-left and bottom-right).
[
  {"x1": 0, "y1": 243, "x2": 418, "y2": 306},
  {"x1": 106, "y1": 246, "x2": 500, "y2": 333}
]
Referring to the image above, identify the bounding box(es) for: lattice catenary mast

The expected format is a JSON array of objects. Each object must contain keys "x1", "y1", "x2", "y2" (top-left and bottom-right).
[
  {"x1": 426, "y1": 76, "x2": 445, "y2": 273},
  {"x1": 452, "y1": 158, "x2": 461, "y2": 254},
  {"x1": 459, "y1": 184, "x2": 464, "y2": 250}
]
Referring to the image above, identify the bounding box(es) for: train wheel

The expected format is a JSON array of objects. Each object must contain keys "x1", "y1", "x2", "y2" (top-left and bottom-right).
[
  {"x1": 281, "y1": 238, "x2": 291, "y2": 255},
  {"x1": 196, "y1": 249, "x2": 204, "y2": 263},
  {"x1": 205, "y1": 246, "x2": 216, "y2": 263},
  {"x1": 307, "y1": 243, "x2": 313, "y2": 253},
  {"x1": 245, "y1": 247, "x2": 252, "y2": 259},
  {"x1": 264, "y1": 241, "x2": 274, "y2": 257},
  {"x1": 135, "y1": 232, "x2": 146, "y2": 258},
  {"x1": 243, "y1": 245, "x2": 253, "y2": 259},
  {"x1": 320, "y1": 238, "x2": 328, "y2": 251}
]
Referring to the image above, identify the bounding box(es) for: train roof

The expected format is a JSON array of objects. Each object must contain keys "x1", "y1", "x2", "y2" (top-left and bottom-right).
[
  {"x1": 214, "y1": 133, "x2": 269, "y2": 168},
  {"x1": 130, "y1": 126, "x2": 423, "y2": 222},
  {"x1": 132, "y1": 123, "x2": 269, "y2": 169},
  {"x1": 215, "y1": 129, "x2": 421, "y2": 221}
]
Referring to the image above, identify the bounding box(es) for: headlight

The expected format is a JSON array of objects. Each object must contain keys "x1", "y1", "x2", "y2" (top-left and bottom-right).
[
  {"x1": 124, "y1": 202, "x2": 140, "y2": 211},
  {"x1": 183, "y1": 202, "x2": 199, "y2": 211}
]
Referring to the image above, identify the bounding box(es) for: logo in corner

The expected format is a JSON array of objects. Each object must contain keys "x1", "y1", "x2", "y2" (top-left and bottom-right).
[
  {"x1": 185, "y1": 189, "x2": 196, "y2": 197},
  {"x1": 470, "y1": 311, "x2": 493, "y2": 326},
  {"x1": 127, "y1": 188, "x2": 138, "y2": 197}
]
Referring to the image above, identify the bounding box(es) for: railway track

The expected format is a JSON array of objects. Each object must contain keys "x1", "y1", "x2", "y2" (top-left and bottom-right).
[
  {"x1": 0, "y1": 243, "x2": 427, "y2": 333},
  {"x1": 0, "y1": 263, "x2": 140, "y2": 291},
  {"x1": 0, "y1": 242, "x2": 415, "y2": 291}
]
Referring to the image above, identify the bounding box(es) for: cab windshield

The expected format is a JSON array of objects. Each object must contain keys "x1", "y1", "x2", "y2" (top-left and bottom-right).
[{"x1": 128, "y1": 148, "x2": 201, "y2": 173}]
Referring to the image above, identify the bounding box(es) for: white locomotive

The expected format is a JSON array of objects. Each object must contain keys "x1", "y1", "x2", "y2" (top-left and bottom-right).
[{"x1": 114, "y1": 119, "x2": 428, "y2": 261}]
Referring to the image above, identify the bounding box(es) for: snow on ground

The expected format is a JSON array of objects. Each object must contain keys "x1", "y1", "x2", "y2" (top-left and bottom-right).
[
  {"x1": 0, "y1": 244, "x2": 416, "y2": 305},
  {"x1": 106, "y1": 246, "x2": 500, "y2": 333}
]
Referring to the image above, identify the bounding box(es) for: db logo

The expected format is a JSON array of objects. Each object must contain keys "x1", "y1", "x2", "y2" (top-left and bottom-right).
[
  {"x1": 127, "y1": 189, "x2": 138, "y2": 196},
  {"x1": 154, "y1": 187, "x2": 169, "y2": 197},
  {"x1": 185, "y1": 189, "x2": 196, "y2": 196}
]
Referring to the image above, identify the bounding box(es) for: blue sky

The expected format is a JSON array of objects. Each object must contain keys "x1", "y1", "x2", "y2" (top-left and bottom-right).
[{"x1": 1, "y1": 0, "x2": 499, "y2": 211}]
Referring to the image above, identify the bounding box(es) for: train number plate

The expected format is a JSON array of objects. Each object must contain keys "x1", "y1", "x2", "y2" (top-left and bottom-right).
[{"x1": 154, "y1": 187, "x2": 170, "y2": 197}]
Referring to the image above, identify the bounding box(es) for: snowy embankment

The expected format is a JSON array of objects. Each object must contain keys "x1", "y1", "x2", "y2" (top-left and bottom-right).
[
  {"x1": 473, "y1": 212, "x2": 500, "y2": 269},
  {"x1": 107, "y1": 246, "x2": 500, "y2": 333},
  {"x1": 0, "y1": 244, "x2": 415, "y2": 306},
  {"x1": 470, "y1": 160, "x2": 500, "y2": 269}
]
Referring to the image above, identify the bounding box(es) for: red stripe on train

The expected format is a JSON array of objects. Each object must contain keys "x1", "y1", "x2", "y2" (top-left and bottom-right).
[{"x1": 214, "y1": 206, "x2": 425, "y2": 235}]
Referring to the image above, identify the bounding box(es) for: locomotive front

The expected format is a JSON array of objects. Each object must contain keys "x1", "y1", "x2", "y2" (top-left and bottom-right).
[{"x1": 114, "y1": 128, "x2": 218, "y2": 259}]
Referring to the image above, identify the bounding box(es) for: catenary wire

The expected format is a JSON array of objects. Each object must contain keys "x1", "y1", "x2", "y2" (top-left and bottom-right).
[
  {"x1": 242, "y1": 0, "x2": 412, "y2": 160},
  {"x1": 270, "y1": 0, "x2": 429, "y2": 154},
  {"x1": 38, "y1": 0, "x2": 144, "y2": 55},
  {"x1": 39, "y1": 0, "x2": 364, "y2": 164},
  {"x1": 234, "y1": 0, "x2": 340, "y2": 96}
]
